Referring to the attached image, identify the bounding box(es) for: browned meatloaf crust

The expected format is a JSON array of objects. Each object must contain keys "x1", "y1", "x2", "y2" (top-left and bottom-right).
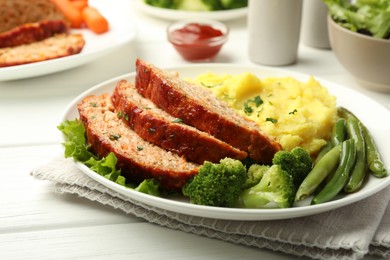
[
  {"x1": 0, "y1": 20, "x2": 68, "y2": 48},
  {"x1": 0, "y1": 0, "x2": 67, "y2": 33},
  {"x1": 135, "y1": 59, "x2": 282, "y2": 164},
  {"x1": 78, "y1": 93, "x2": 199, "y2": 191},
  {"x1": 111, "y1": 79, "x2": 248, "y2": 164},
  {"x1": 0, "y1": 33, "x2": 85, "y2": 67}
]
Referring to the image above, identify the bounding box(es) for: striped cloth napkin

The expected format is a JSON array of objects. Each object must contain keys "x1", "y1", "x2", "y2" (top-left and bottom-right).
[{"x1": 31, "y1": 156, "x2": 390, "y2": 260}]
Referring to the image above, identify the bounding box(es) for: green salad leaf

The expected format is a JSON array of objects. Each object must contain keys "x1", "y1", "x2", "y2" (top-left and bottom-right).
[
  {"x1": 57, "y1": 119, "x2": 96, "y2": 162},
  {"x1": 324, "y1": 0, "x2": 390, "y2": 39},
  {"x1": 57, "y1": 119, "x2": 161, "y2": 196},
  {"x1": 135, "y1": 179, "x2": 161, "y2": 197},
  {"x1": 144, "y1": 0, "x2": 247, "y2": 11}
]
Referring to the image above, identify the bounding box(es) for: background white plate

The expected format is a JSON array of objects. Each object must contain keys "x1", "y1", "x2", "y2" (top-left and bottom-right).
[
  {"x1": 136, "y1": 0, "x2": 247, "y2": 21},
  {"x1": 61, "y1": 64, "x2": 390, "y2": 221},
  {"x1": 0, "y1": 3, "x2": 137, "y2": 81}
]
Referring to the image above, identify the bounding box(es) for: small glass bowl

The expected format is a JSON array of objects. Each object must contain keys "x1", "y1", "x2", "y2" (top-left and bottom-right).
[{"x1": 167, "y1": 18, "x2": 229, "y2": 62}]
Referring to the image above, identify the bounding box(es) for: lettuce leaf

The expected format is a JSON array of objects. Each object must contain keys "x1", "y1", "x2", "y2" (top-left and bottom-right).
[
  {"x1": 135, "y1": 179, "x2": 161, "y2": 196},
  {"x1": 324, "y1": 0, "x2": 390, "y2": 39},
  {"x1": 57, "y1": 119, "x2": 97, "y2": 162},
  {"x1": 57, "y1": 119, "x2": 161, "y2": 196}
]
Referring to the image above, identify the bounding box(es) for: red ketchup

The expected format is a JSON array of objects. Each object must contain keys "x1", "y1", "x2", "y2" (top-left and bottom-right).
[{"x1": 168, "y1": 22, "x2": 227, "y2": 61}]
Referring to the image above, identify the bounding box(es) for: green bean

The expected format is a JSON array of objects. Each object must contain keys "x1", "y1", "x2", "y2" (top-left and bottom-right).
[
  {"x1": 338, "y1": 107, "x2": 357, "y2": 121},
  {"x1": 344, "y1": 118, "x2": 366, "y2": 193},
  {"x1": 361, "y1": 123, "x2": 388, "y2": 178},
  {"x1": 339, "y1": 106, "x2": 387, "y2": 178},
  {"x1": 331, "y1": 118, "x2": 347, "y2": 147},
  {"x1": 314, "y1": 141, "x2": 332, "y2": 165},
  {"x1": 313, "y1": 115, "x2": 345, "y2": 166},
  {"x1": 295, "y1": 144, "x2": 341, "y2": 201},
  {"x1": 312, "y1": 139, "x2": 356, "y2": 204}
]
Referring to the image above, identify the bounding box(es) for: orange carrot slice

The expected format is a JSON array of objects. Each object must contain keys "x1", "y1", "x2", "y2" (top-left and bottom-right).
[
  {"x1": 51, "y1": 0, "x2": 84, "y2": 28},
  {"x1": 70, "y1": 0, "x2": 88, "y2": 11},
  {"x1": 82, "y1": 6, "x2": 109, "y2": 34}
]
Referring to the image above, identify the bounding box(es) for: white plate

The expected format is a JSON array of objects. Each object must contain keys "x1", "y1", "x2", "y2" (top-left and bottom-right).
[
  {"x1": 0, "y1": 4, "x2": 137, "y2": 81},
  {"x1": 136, "y1": 0, "x2": 247, "y2": 21},
  {"x1": 60, "y1": 64, "x2": 390, "y2": 221}
]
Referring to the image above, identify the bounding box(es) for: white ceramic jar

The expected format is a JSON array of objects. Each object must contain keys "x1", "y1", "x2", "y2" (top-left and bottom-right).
[
  {"x1": 247, "y1": 0, "x2": 303, "y2": 66},
  {"x1": 301, "y1": 0, "x2": 331, "y2": 49}
]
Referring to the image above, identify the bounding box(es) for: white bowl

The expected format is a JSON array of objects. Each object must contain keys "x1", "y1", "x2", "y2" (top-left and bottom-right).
[{"x1": 328, "y1": 16, "x2": 390, "y2": 92}]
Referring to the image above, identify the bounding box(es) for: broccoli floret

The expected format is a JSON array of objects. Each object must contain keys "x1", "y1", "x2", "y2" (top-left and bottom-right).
[
  {"x1": 145, "y1": 0, "x2": 247, "y2": 11},
  {"x1": 182, "y1": 158, "x2": 247, "y2": 207},
  {"x1": 239, "y1": 165, "x2": 295, "y2": 208},
  {"x1": 144, "y1": 0, "x2": 179, "y2": 9},
  {"x1": 272, "y1": 147, "x2": 312, "y2": 187},
  {"x1": 242, "y1": 164, "x2": 270, "y2": 189},
  {"x1": 176, "y1": 0, "x2": 220, "y2": 11},
  {"x1": 220, "y1": 0, "x2": 247, "y2": 9}
]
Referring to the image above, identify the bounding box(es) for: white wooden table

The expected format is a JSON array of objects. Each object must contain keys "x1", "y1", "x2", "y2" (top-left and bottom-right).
[{"x1": 1, "y1": 1, "x2": 389, "y2": 259}]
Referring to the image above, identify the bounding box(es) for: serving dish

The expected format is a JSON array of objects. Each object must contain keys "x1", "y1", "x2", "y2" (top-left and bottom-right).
[
  {"x1": 0, "y1": 4, "x2": 137, "y2": 81},
  {"x1": 136, "y1": 0, "x2": 247, "y2": 21},
  {"x1": 327, "y1": 16, "x2": 390, "y2": 93},
  {"x1": 60, "y1": 64, "x2": 390, "y2": 221},
  {"x1": 167, "y1": 18, "x2": 229, "y2": 61}
]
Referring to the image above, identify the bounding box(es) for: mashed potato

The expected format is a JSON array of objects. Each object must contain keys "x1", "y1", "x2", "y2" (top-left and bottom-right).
[{"x1": 190, "y1": 72, "x2": 337, "y2": 155}]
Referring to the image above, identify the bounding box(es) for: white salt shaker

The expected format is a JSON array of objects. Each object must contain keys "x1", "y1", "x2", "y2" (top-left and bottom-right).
[
  {"x1": 248, "y1": 0, "x2": 303, "y2": 66},
  {"x1": 301, "y1": 0, "x2": 331, "y2": 49}
]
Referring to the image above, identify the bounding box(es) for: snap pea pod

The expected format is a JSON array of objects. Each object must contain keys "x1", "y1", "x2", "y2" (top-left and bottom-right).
[
  {"x1": 344, "y1": 118, "x2": 366, "y2": 193},
  {"x1": 312, "y1": 139, "x2": 356, "y2": 204},
  {"x1": 331, "y1": 118, "x2": 346, "y2": 147},
  {"x1": 339, "y1": 107, "x2": 387, "y2": 178},
  {"x1": 295, "y1": 144, "x2": 341, "y2": 201},
  {"x1": 361, "y1": 124, "x2": 388, "y2": 178}
]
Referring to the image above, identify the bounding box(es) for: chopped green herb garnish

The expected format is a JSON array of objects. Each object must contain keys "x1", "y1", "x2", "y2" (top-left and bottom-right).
[
  {"x1": 118, "y1": 111, "x2": 129, "y2": 121},
  {"x1": 244, "y1": 102, "x2": 253, "y2": 115},
  {"x1": 172, "y1": 118, "x2": 183, "y2": 123},
  {"x1": 109, "y1": 134, "x2": 121, "y2": 141},
  {"x1": 289, "y1": 109, "x2": 298, "y2": 115},
  {"x1": 149, "y1": 127, "x2": 156, "y2": 133},
  {"x1": 253, "y1": 96, "x2": 263, "y2": 107},
  {"x1": 266, "y1": 118, "x2": 278, "y2": 123},
  {"x1": 243, "y1": 95, "x2": 263, "y2": 115},
  {"x1": 201, "y1": 82, "x2": 221, "y2": 88},
  {"x1": 137, "y1": 146, "x2": 144, "y2": 151}
]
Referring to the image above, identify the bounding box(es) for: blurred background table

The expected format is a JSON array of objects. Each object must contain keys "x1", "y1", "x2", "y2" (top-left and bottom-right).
[{"x1": 0, "y1": 0, "x2": 389, "y2": 259}]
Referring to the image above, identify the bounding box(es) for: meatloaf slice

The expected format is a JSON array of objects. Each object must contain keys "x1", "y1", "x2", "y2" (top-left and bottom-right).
[
  {"x1": 0, "y1": 0, "x2": 67, "y2": 33},
  {"x1": 0, "y1": 20, "x2": 68, "y2": 48},
  {"x1": 135, "y1": 59, "x2": 282, "y2": 164},
  {"x1": 78, "y1": 93, "x2": 199, "y2": 191},
  {"x1": 0, "y1": 33, "x2": 85, "y2": 67},
  {"x1": 111, "y1": 80, "x2": 247, "y2": 164}
]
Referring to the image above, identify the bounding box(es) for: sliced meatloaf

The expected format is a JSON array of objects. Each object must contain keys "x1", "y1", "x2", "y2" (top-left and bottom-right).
[
  {"x1": 0, "y1": 33, "x2": 85, "y2": 67},
  {"x1": 0, "y1": 20, "x2": 68, "y2": 48},
  {"x1": 0, "y1": 0, "x2": 67, "y2": 33},
  {"x1": 111, "y1": 80, "x2": 248, "y2": 164},
  {"x1": 135, "y1": 59, "x2": 282, "y2": 164},
  {"x1": 78, "y1": 93, "x2": 199, "y2": 191}
]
